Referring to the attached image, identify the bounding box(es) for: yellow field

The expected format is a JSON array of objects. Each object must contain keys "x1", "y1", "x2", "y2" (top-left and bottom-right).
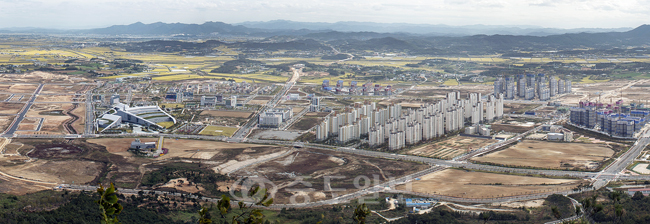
[
  {"x1": 580, "y1": 76, "x2": 610, "y2": 84},
  {"x1": 443, "y1": 79, "x2": 459, "y2": 86},
  {"x1": 157, "y1": 121, "x2": 175, "y2": 128},
  {"x1": 199, "y1": 125, "x2": 238, "y2": 137}
]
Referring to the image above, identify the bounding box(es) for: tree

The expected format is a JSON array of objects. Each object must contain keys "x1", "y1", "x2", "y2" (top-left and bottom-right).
[
  {"x1": 632, "y1": 191, "x2": 644, "y2": 201},
  {"x1": 353, "y1": 203, "x2": 371, "y2": 224},
  {"x1": 199, "y1": 207, "x2": 212, "y2": 224},
  {"x1": 96, "y1": 183, "x2": 123, "y2": 224},
  {"x1": 216, "y1": 186, "x2": 274, "y2": 224}
]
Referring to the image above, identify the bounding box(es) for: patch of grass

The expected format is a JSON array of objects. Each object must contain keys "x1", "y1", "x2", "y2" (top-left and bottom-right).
[
  {"x1": 443, "y1": 79, "x2": 459, "y2": 86},
  {"x1": 198, "y1": 125, "x2": 238, "y2": 137},
  {"x1": 157, "y1": 121, "x2": 175, "y2": 128}
]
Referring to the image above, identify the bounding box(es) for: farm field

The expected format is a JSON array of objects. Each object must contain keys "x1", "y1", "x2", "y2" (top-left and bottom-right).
[
  {"x1": 472, "y1": 140, "x2": 617, "y2": 170},
  {"x1": 199, "y1": 125, "x2": 238, "y2": 137},
  {"x1": 233, "y1": 148, "x2": 429, "y2": 204},
  {"x1": 396, "y1": 169, "x2": 587, "y2": 198},
  {"x1": 408, "y1": 136, "x2": 498, "y2": 159}
]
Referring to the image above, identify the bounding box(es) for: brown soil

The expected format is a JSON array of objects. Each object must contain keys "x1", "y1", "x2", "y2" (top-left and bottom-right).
[
  {"x1": 0, "y1": 116, "x2": 15, "y2": 132},
  {"x1": 0, "y1": 102, "x2": 25, "y2": 114},
  {"x1": 234, "y1": 149, "x2": 429, "y2": 204},
  {"x1": 408, "y1": 136, "x2": 498, "y2": 159},
  {"x1": 472, "y1": 140, "x2": 615, "y2": 170},
  {"x1": 25, "y1": 103, "x2": 77, "y2": 134},
  {"x1": 490, "y1": 123, "x2": 536, "y2": 133},
  {"x1": 200, "y1": 110, "x2": 253, "y2": 118},
  {"x1": 396, "y1": 169, "x2": 586, "y2": 198},
  {"x1": 27, "y1": 143, "x2": 85, "y2": 159},
  {"x1": 0, "y1": 84, "x2": 38, "y2": 93},
  {"x1": 35, "y1": 95, "x2": 77, "y2": 102},
  {"x1": 40, "y1": 85, "x2": 90, "y2": 94}
]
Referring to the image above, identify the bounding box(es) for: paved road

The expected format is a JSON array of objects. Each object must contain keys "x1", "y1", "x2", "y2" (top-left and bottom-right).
[{"x1": 1, "y1": 84, "x2": 43, "y2": 137}]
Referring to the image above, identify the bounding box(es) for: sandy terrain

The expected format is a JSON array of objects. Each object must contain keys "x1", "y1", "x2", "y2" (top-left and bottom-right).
[
  {"x1": 213, "y1": 150, "x2": 290, "y2": 174},
  {"x1": 472, "y1": 140, "x2": 614, "y2": 170},
  {"x1": 0, "y1": 72, "x2": 90, "y2": 84},
  {"x1": 71, "y1": 104, "x2": 86, "y2": 134},
  {"x1": 201, "y1": 110, "x2": 253, "y2": 118},
  {"x1": 0, "y1": 173, "x2": 56, "y2": 195},
  {"x1": 632, "y1": 163, "x2": 650, "y2": 174},
  {"x1": 232, "y1": 149, "x2": 429, "y2": 204},
  {"x1": 248, "y1": 100, "x2": 269, "y2": 105},
  {"x1": 160, "y1": 178, "x2": 205, "y2": 193},
  {"x1": 0, "y1": 83, "x2": 38, "y2": 93},
  {"x1": 396, "y1": 169, "x2": 585, "y2": 198},
  {"x1": 0, "y1": 102, "x2": 25, "y2": 114},
  {"x1": 409, "y1": 136, "x2": 498, "y2": 159},
  {"x1": 24, "y1": 103, "x2": 78, "y2": 134},
  {"x1": 490, "y1": 199, "x2": 545, "y2": 208},
  {"x1": 35, "y1": 95, "x2": 78, "y2": 102},
  {"x1": 41, "y1": 84, "x2": 90, "y2": 94},
  {"x1": 0, "y1": 159, "x2": 103, "y2": 184},
  {"x1": 88, "y1": 138, "x2": 274, "y2": 159}
]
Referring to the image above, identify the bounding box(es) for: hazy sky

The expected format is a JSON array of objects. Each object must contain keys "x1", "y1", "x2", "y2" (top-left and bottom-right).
[{"x1": 0, "y1": 0, "x2": 648, "y2": 29}]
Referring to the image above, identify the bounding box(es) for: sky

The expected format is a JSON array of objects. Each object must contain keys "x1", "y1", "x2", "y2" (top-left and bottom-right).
[{"x1": 0, "y1": 0, "x2": 648, "y2": 29}]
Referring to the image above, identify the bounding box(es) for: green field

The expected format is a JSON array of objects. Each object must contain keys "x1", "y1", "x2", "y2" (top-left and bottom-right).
[{"x1": 199, "y1": 125, "x2": 238, "y2": 137}]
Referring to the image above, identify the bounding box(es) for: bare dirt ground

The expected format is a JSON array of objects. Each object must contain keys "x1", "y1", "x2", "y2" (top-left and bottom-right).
[
  {"x1": 503, "y1": 103, "x2": 539, "y2": 114},
  {"x1": 632, "y1": 163, "x2": 650, "y2": 174},
  {"x1": 234, "y1": 149, "x2": 429, "y2": 204},
  {"x1": 0, "y1": 72, "x2": 90, "y2": 84},
  {"x1": 472, "y1": 140, "x2": 615, "y2": 170},
  {"x1": 0, "y1": 160, "x2": 103, "y2": 184},
  {"x1": 161, "y1": 178, "x2": 204, "y2": 193},
  {"x1": 0, "y1": 116, "x2": 15, "y2": 132},
  {"x1": 200, "y1": 110, "x2": 253, "y2": 118},
  {"x1": 87, "y1": 138, "x2": 278, "y2": 160},
  {"x1": 0, "y1": 83, "x2": 38, "y2": 93},
  {"x1": 26, "y1": 103, "x2": 81, "y2": 134},
  {"x1": 0, "y1": 173, "x2": 56, "y2": 195},
  {"x1": 248, "y1": 99, "x2": 269, "y2": 105},
  {"x1": 408, "y1": 136, "x2": 498, "y2": 159},
  {"x1": 35, "y1": 95, "x2": 78, "y2": 102},
  {"x1": 396, "y1": 169, "x2": 586, "y2": 198},
  {"x1": 0, "y1": 102, "x2": 25, "y2": 114},
  {"x1": 40, "y1": 84, "x2": 90, "y2": 94}
]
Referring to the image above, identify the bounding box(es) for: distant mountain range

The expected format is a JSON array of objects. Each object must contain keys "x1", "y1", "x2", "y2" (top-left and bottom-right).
[
  {"x1": 236, "y1": 20, "x2": 632, "y2": 36},
  {"x1": 0, "y1": 20, "x2": 634, "y2": 37},
  {"x1": 1, "y1": 21, "x2": 649, "y2": 54}
]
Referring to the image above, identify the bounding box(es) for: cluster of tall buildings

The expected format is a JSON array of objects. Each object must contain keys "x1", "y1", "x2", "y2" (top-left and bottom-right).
[
  {"x1": 494, "y1": 74, "x2": 571, "y2": 101},
  {"x1": 570, "y1": 101, "x2": 649, "y2": 138},
  {"x1": 322, "y1": 80, "x2": 393, "y2": 96},
  {"x1": 315, "y1": 92, "x2": 505, "y2": 150}
]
